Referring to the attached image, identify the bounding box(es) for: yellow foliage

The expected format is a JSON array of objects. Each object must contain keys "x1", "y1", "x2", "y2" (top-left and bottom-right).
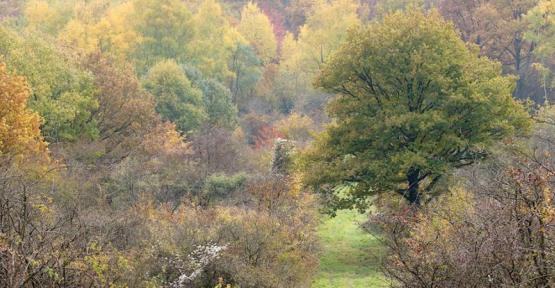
[
  {"x1": 275, "y1": 113, "x2": 314, "y2": 142},
  {"x1": 59, "y1": 1, "x2": 140, "y2": 59},
  {"x1": 0, "y1": 62, "x2": 47, "y2": 160},
  {"x1": 283, "y1": 0, "x2": 361, "y2": 74},
  {"x1": 188, "y1": 0, "x2": 240, "y2": 80},
  {"x1": 238, "y1": 2, "x2": 277, "y2": 64},
  {"x1": 24, "y1": 0, "x2": 55, "y2": 30}
]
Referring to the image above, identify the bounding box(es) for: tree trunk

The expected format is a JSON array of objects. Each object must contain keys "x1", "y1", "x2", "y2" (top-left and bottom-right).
[{"x1": 406, "y1": 168, "x2": 421, "y2": 206}]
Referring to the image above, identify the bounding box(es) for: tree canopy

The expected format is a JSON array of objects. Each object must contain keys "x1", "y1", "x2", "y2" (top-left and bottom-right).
[
  {"x1": 303, "y1": 10, "x2": 531, "y2": 210},
  {"x1": 144, "y1": 60, "x2": 206, "y2": 133},
  {"x1": 0, "y1": 61, "x2": 46, "y2": 158}
]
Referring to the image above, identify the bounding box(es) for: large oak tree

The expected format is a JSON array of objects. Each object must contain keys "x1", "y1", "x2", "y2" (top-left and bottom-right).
[{"x1": 303, "y1": 10, "x2": 531, "y2": 210}]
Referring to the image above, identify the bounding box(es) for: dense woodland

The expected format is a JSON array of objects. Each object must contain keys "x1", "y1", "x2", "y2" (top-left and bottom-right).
[{"x1": 0, "y1": 0, "x2": 555, "y2": 287}]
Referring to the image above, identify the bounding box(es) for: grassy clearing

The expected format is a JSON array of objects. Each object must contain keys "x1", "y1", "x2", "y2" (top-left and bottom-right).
[{"x1": 312, "y1": 210, "x2": 389, "y2": 288}]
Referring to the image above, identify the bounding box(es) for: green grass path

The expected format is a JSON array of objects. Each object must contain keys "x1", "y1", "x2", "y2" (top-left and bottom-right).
[{"x1": 312, "y1": 210, "x2": 389, "y2": 288}]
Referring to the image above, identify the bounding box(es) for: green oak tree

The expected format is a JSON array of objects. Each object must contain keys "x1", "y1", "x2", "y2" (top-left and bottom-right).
[{"x1": 303, "y1": 10, "x2": 531, "y2": 210}]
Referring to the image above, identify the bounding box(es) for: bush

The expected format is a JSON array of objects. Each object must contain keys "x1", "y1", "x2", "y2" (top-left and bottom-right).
[
  {"x1": 372, "y1": 114, "x2": 555, "y2": 287},
  {"x1": 202, "y1": 173, "x2": 247, "y2": 205}
]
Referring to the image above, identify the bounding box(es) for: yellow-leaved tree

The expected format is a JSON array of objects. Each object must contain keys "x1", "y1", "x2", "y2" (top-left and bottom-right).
[
  {"x1": 0, "y1": 62, "x2": 47, "y2": 160},
  {"x1": 276, "y1": 0, "x2": 361, "y2": 113},
  {"x1": 60, "y1": 1, "x2": 140, "y2": 60},
  {"x1": 237, "y1": 2, "x2": 277, "y2": 65},
  {"x1": 189, "y1": 0, "x2": 242, "y2": 81},
  {"x1": 290, "y1": 0, "x2": 361, "y2": 73}
]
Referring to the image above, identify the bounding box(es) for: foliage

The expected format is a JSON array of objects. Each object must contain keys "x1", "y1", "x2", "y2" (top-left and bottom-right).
[
  {"x1": 277, "y1": 0, "x2": 360, "y2": 114},
  {"x1": 131, "y1": 0, "x2": 194, "y2": 74},
  {"x1": 439, "y1": 0, "x2": 543, "y2": 100},
  {"x1": 60, "y1": 1, "x2": 140, "y2": 59},
  {"x1": 188, "y1": 0, "x2": 240, "y2": 81},
  {"x1": 201, "y1": 173, "x2": 247, "y2": 204},
  {"x1": 229, "y1": 43, "x2": 263, "y2": 110},
  {"x1": 374, "y1": 168, "x2": 555, "y2": 287},
  {"x1": 275, "y1": 112, "x2": 314, "y2": 143},
  {"x1": 286, "y1": 0, "x2": 361, "y2": 74},
  {"x1": 7, "y1": 0, "x2": 555, "y2": 286},
  {"x1": 0, "y1": 0, "x2": 23, "y2": 20},
  {"x1": 23, "y1": 0, "x2": 72, "y2": 34},
  {"x1": 238, "y1": 2, "x2": 277, "y2": 64},
  {"x1": 0, "y1": 27, "x2": 98, "y2": 142},
  {"x1": 304, "y1": 10, "x2": 531, "y2": 210},
  {"x1": 368, "y1": 105, "x2": 555, "y2": 287},
  {"x1": 201, "y1": 78, "x2": 239, "y2": 129},
  {"x1": 271, "y1": 138, "x2": 295, "y2": 176},
  {"x1": 526, "y1": 0, "x2": 555, "y2": 101},
  {"x1": 0, "y1": 62, "x2": 46, "y2": 158},
  {"x1": 183, "y1": 64, "x2": 239, "y2": 129},
  {"x1": 144, "y1": 60, "x2": 207, "y2": 133},
  {"x1": 81, "y1": 53, "x2": 159, "y2": 162}
]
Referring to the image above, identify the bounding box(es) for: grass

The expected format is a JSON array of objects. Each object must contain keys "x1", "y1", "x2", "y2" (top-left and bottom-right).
[{"x1": 312, "y1": 210, "x2": 389, "y2": 288}]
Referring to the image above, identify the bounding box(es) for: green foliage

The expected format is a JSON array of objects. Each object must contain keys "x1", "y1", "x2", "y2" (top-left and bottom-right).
[
  {"x1": 9, "y1": 0, "x2": 552, "y2": 286},
  {"x1": 202, "y1": 172, "x2": 246, "y2": 203},
  {"x1": 183, "y1": 64, "x2": 238, "y2": 129},
  {"x1": 237, "y1": 2, "x2": 277, "y2": 64},
  {"x1": 199, "y1": 78, "x2": 238, "y2": 129},
  {"x1": 0, "y1": 26, "x2": 98, "y2": 142},
  {"x1": 304, "y1": 10, "x2": 531, "y2": 209},
  {"x1": 277, "y1": 0, "x2": 361, "y2": 114},
  {"x1": 131, "y1": 0, "x2": 194, "y2": 74},
  {"x1": 144, "y1": 60, "x2": 207, "y2": 133},
  {"x1": 285, "y1": 0, "x2": 361, "y2": 74},
  {"x1": 23, "y1": 0, "x2": 74, "y2": 35},
  {"x1": 188, "y1": 0, "x2": 239, "y2": 81},
  {"x1": 373, "y1": 0, "x2": 427, "y2": 18},
  {"x1": 229, "y1": 43, "x2": 263, "y2": 109},
  {"x1": 525, "y1": 0, "x2": 555, "y2": 101},
  {"x1": 271, "y1": 139, "x2": 295, "y2": 176}
]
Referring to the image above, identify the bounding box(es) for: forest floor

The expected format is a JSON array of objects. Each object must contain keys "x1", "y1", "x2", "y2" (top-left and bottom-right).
[{"x1": 312, "y1": 210, "x2": 389, "y2": 288}]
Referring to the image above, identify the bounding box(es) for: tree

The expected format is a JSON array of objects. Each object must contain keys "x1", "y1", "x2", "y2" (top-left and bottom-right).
[
  {"x1": 277, "y1": 0, "x2": 361, "y2": 114},
  {"x1": 0, "y1": 62, "x2": 46, "y2": 158},
  {"x1": 0, "y1": 27, "x2": 98, "y2": 142},
  {"x1": 199, "y1": 79, "x2": 238, "y2": 129},
  {"x1": 373, "y1": 106, "x2": 555, "y2": 286},
  {"x1": 182, "y1": 64, "x2": 239, "y2": 129},
  {"x1": 290, "y1": 0, "x2": 361, "y2": 73},
  {"x1": 59, "y1": 1, "x2": 141, "y2": 60},
  {"x1": 526, "y1": 0, "x2": 555, "y2": 102},
  {"x1": 144, "y1": 60, "x2": 207, "y2": 133},
  {"x1": 229, "y1": 43, "x2": 263, "y2": 110},
  {"x1": 439, "y1": 0, "x2": 540, "y2": 100},
  {"x1": 366, "y1": 0, "x2": 440, "y2": 18},
  {"x1": 238, "y1": 2, "x2": 277, "y2": 64},
  {"x1": 23, "y1": 0, "x2": 72, "y2": 34},
  {"x1": 303, "y1": 10, "x2": 530, "y2": 209},
  {"x1": 188, "y1": 0, "x2": 240, "y2": 81},
  {"x1": 82, "y1": 53, "x2": 159, "y2": 162},
  {"x1": 131, "y1": 0, "x2": 194, "y2": 74}
]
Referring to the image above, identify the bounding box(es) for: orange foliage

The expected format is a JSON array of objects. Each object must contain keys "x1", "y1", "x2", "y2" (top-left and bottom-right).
[{"x1": 0, "y1": 62, "x2": 47, "y2": 160}]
